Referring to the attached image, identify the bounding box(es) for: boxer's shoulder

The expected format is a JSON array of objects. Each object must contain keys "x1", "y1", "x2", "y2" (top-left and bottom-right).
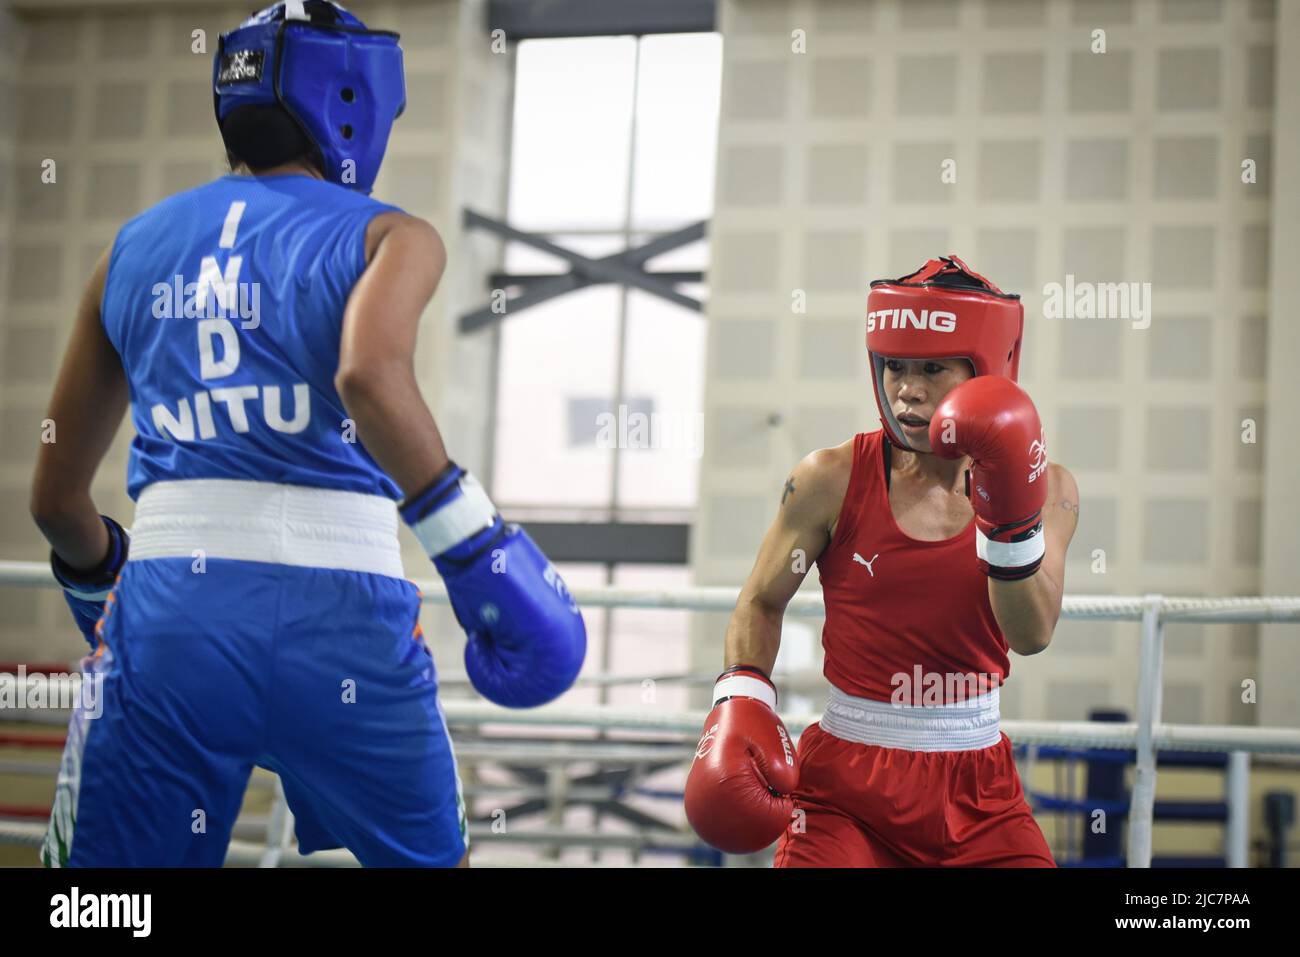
[
  {"x1": 783, "y1": 438, "x2": 854, "y2": 529},
  {"x1": 793, "y1": 438, "x2": 854, "y2": 494},
  {"x1": 363, "y1": 211, "x2": 444, "y2": 264}
]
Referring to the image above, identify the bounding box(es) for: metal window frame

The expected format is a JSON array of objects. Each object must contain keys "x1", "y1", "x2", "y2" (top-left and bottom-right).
[{"x1": 487, "y1": 0, "x2": 716, "y2": 39}]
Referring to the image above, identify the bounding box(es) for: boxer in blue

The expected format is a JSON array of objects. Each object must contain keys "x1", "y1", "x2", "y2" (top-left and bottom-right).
[{"x1": 29, "y1": 0, "x2": 586, "y2": 867}]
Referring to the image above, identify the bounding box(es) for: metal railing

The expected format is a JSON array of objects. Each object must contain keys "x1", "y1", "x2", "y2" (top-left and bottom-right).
[{"x1": 2, "y1": 559, "x2": 1298, "y2": 867}]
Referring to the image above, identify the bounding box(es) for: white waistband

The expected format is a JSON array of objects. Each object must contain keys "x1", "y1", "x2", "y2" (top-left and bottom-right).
[
  {"x1": 129, "y1": 479, "x2": 405, "y2": 579},
  {"x1": 819, "y1": 683, "x2": 1002, "y2": 752}
]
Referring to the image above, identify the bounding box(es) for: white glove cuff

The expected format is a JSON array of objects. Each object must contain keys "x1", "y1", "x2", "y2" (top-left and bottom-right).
[
  {"x1": 976, "y1": 524, "x2": 1046, "y2": 569},
  {"x1": 409, "y1": 471, "x2": 497, "y2": 557},
  {"x1": 712, "y1": 671, "x2": 777, "y2": 710}
]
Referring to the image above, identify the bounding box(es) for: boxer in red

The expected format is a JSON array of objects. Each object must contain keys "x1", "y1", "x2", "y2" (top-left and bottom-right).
[{"x1": 685, "y1": 256, "x2": 1078, "y2": 866}]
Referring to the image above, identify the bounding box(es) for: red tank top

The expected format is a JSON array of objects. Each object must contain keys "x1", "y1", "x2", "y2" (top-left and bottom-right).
[{"x1": 816, "y1": 430, "x2": 1010, "y2": 704}]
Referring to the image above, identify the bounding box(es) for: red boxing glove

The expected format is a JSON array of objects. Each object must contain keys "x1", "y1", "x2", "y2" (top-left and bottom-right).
[
  {"x1": 684, "y1": 665, "x2": 799, "y2": 854},
  {"x1": 928, "y1": 376, "x2": 1048, "y2": 580}
]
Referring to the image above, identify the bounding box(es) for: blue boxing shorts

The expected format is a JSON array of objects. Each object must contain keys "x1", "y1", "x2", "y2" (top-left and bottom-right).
[{"x1": 44, "y1": 479, "x2": 468, "y2": 867}]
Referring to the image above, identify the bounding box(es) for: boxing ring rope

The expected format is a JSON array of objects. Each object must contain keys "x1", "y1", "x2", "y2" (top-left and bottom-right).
[{"x1": 2, "y1": 559, "x2": 1299, "y2": 867}]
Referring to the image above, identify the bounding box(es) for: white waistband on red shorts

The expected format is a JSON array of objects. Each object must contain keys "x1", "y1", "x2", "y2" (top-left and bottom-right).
[
  {"x1": 819, "y1": 683, "x2": 1001, "y2": 752},
  {"x1": 128, "y1": 479, "x2": 405, "y2": 579}
]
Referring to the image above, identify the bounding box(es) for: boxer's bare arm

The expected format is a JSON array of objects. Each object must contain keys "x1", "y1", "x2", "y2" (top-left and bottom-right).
[
  {"x1": 723, "y1": 441, "x2": 851, "y2": 675},
  {"x1": 30, "y1": 244, "x2": 126, "y2": 569},
  {"x1": 988, "y1": 462, "x2": 1079, "y2": 655},
  {"x1": 336, "y1": 211, "x2": 451, "y2": 497}
]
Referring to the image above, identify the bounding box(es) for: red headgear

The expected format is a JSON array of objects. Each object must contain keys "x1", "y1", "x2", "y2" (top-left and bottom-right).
[{"x1": 866, "y1": 255, "x2": 1023, "y2": 451}]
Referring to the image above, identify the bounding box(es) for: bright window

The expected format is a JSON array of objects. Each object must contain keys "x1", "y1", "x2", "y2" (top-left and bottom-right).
[{"x1": 493, "y1": 33, "x2": 722, "y2": 514}]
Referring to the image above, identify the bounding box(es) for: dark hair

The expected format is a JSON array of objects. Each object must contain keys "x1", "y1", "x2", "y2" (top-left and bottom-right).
[
  {"x1": 929, "y1": 270, "x2": 986, "y2": 292},
  {"x1": 221, "y1": 104, "x2": 323, "y2": 174}
]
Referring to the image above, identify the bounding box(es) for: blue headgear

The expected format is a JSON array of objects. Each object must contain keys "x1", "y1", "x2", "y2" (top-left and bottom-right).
[{"x1": 213, "y1": 0, "x2": 405, "y2": 195}]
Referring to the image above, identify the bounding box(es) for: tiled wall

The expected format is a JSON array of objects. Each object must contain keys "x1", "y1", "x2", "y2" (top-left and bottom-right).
[
  {"x1": 692, "y1": 0, "x2": 1284, "y2": 726},
  {"x1": 1, "y1": 0, "x2": 1294, "y2": 730}
]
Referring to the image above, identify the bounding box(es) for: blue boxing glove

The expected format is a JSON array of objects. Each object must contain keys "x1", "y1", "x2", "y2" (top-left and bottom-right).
[
  {"x1": 401, "y1": 463, "x2": 586, "y2": 708},
  {"x1": 49, "y1": 515, "x2": 130, "y2": 650}
]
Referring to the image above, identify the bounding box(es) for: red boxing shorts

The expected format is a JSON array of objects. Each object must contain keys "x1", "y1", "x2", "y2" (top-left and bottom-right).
[{"x1": 775, "y1": 687, "x2": 1054, "y2": 868}]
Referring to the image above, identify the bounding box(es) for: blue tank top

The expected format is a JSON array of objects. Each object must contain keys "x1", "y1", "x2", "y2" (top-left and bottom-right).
[{"x1": 101, "y1": 174, "x2": 403, "y2": 501}]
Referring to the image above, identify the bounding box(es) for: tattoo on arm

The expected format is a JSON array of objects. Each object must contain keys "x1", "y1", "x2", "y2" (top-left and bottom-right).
[
  {"x1": 1059, "y1": 499, "x2": 1079, "y2": 516},
  {"x1": 781, "y1": 477, "x2": 795, "y2": 506}
]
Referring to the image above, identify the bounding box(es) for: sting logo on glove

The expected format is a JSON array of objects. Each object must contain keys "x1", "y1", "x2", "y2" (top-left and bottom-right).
[
  {"x1": 1028, "y1": 432, "x2": 1048, "y2": 484},
  {"x1": 694, "y1": 722, "x2": 720, "y2": 761},
  {"x1": 777, "y1": 724, "x2": 795, "y2": 766}
]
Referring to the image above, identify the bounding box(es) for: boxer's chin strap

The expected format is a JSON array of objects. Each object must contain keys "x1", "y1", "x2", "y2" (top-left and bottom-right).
[{"x1": 712, "y1": 665, "x2": 777, "y2": 710}]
